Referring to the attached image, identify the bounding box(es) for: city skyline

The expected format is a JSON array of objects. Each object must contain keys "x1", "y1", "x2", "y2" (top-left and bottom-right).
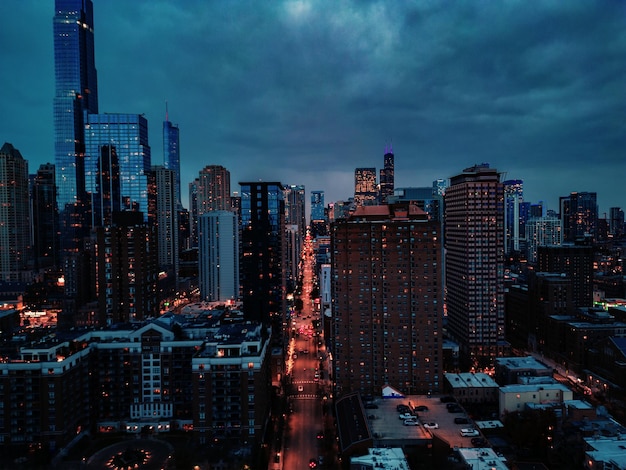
[{"x1": 1, "y1": 1, "x2": 624, "y2": 214}]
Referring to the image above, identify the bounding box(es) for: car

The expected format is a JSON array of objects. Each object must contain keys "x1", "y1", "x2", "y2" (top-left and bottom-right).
[
  {"x1": 414, "y1": 405, "x2": 429, "y2": 412},
  {"x1": 471, "y1": 437, "x2": 488, "y2": 447},
  {"x1": 403, "y1": 419, "x2": 420, "y2": 426},
  {"x1": 454, "y1": 417, "x2": 470, "y2": 424},
  {"x1": 396, "y1": 404, "x2": 410, "y2": 412},
  {"x1": 309, "y1": 458, "x2": 318, "y2": 468},
  {"x1": 447, "y1": 405, "x2": 463, "y2": 413},
  {"x1": 460, "y1": 428, "x2": 480, "y2": 437},
  {"x1": 298, "y1": 385, "x2": 304, "y2": 392},
  {"x1": 423, "y1": 422, "x2": 439, "y2": 429},
  {"x1": 316, "y1": 431, "x2": 324, "y2": 439},
  {"x1": 398, "y1": 413, "x2": 414, "y2": 420}
]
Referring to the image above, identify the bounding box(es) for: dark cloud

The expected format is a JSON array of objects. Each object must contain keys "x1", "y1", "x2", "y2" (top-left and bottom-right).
[{"x1": 1, "y1": 0, "x2": 624, "y2": 214}]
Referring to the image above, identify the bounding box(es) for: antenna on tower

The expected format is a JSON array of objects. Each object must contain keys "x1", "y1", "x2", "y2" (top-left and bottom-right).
[{"x1": 165, "y1": 100, "x2": 169, "y2": 121}]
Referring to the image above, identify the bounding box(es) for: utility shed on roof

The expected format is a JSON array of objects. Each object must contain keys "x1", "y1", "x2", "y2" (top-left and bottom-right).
[{"x1": 444, "y1": 372, "x2": 499, "y2": 404}]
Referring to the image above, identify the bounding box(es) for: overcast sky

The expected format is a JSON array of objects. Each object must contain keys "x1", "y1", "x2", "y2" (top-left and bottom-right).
[{"x1": 1, "y1": 0, "x2": 624, "y2": 215}]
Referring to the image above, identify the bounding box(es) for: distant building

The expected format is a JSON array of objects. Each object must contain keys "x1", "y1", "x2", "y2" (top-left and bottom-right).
[
  {"x1": 150, "y1": 166, "x2": 179, "y2": 280},
  {"x1": 31, "y1": 163, "x2": 59, "y2": 270},
  {"x1": 162, "y1": 109, "x2": 181, "y2": 210},
  {"x1": 609, "y1": 207, "x2": 624, "y2": 238},
  {"x1": 85, "y1": 113, "x2": 152, "y2": 224},
  {"x1": 239, "y1": 182, "x2": 286, "y2": 327},
  {"x1": 283, "y1": 184, "x2": 306, "y2": 288},
  {"x1": 444, "y1": 372, "x2": 499, "y2": 404},
  {"x1": 331, "y1": 202, "x2": 443, "y2": 397},
  {"x1": 350, "y1": 448, "x2": 409, "y2": 470},
  {"x1": 53, "y1": 0, "x2": 99, "y2": 254},
  {"x1": 354, "y1": 168, "x2": 377, "y2": 206},
  {"x1": 504, "y1": 179, "x2": 524, "y2": 254},
  {"x1": 198, "y1": 211, "x2": 239, "y2": 302},
  {"x1": 379, "y1": 145, "x2": 394, "y2": 203},
  {"x1": 498, "y1": 383, "x2": 573, "y2": 418},
  {"x1": 537, "y1": 244, "x2": 593, "y2": 308},
  {"x1": 94, "y1": 211, "x2": 158, "y2": 325},
  {"x1": 445, "y1": 164, "x2": 507, "y2": 368},
  {"x1": 525, "y1": 216, "x2": 562, "y2": 264},
  {"x1": 494, "y1": 356, "x2": 553, "y2": 386},
  {"x1": 560, "y1": 191, "x2": 598, "y2": 242},
  {"x1": 0, "y1": 143, "x2": 32, "y2": 282}
]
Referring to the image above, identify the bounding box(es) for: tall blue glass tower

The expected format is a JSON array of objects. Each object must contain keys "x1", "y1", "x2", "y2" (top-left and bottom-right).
[
  {"x1": 85, "y1": 114, "x2": 151, "y2": 225},
  {"x1": 163, "y1": 107, "x2": 181, "y2": 210},
  {"x1": 53, "y1": 0, "x2": 99, "y2": 251}
]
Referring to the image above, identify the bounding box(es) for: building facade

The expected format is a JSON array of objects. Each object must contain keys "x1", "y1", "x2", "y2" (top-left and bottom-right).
[
  {"x1": 53, "y1": 0, "x2": 99, "y2": 253},
  {"x1": 198, "y1": 211, "x2": 239, "y2": 302},
  {"x1": 0, "y1": 143, "x2": 32, "y2": 282},
  {"x1": 354, "y1": 168, "x2": 377, "y2": 206},
  {"x1": 445, "y1": 164, "x2": 506, "y2": 368},
  {"x1": 239, "y1": 182, "x2": 285, "y2": 327},
  {"x1": 331, "y1": 202, "x2": 443, "y2": 397},
  {"x1": 151, "y1": 166, "x2": 179, "y2": 279},
  {"x1": 525, "y1": 216, "x2": 563, "y2": 264},
  {"x1": 84, "y1": 113, "x2": 152, "y2": 225}
]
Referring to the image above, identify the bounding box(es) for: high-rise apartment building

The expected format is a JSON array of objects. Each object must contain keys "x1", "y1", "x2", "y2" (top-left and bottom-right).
[
  {"x1": 331, "y1": 202, "x2": 443, "y2": 397},
  {"x1": 354, "y1": 168, "x2": 377, "y2": 206},
  {"x1": 537, "y1": 243, "x2": 593, "y2": 308},
  {"x1": 53, "y1": 0, "x2": 99, "y2": 252},
  {"x1": 525, "y1": 216, "x2": 563, "y2": 264},
  {"x1": 560, "y1": 192, "x2": 598, "y2": 242},
  {"x1": 310, "y1": 190, "x2": 327, "y2": 237},
  {"x1": 609, "y1": 207, "x2": 624, "y2": 238},
  {"x1": 84, "y1": 113, "x2": 151, "y2": 226},
  {"x1": 151, "y1": 166, "x2": 178, "y2": 279},
  {"x1": 504, "y1": 179, "x2": 523, "y2": 254},
  {"x1": 95, "y1": 211, "x2": 158, "y2": 326},
  {"x1": 198, "y1": 211, "x2": 239, "y2": 302},
  {"x1": 31, "y1": 163, "x2": 59, "y2": 270},
  {"x1": 445, "y1": 164, "x2": 506, "y2": 368},
  {"x1": 188, "y1": 178, "x2": 200, "y2": 247},
  {"x1": 283, "y1": 184, "x2": 306, "y2": 289},
  {"x1": 239, "y1": 182, "x2": 285, "y2": 326},
  {"x1": 379, "y1": 146, "x2": 394, "y2": 203},
  {"x1": 0, "y1": 143, "x2": 32, "y2": 282},
  {"x1": 197, "y1": 165, "x2": 231, "y2": 214},
  {"x1": 89, "y1": 144, "x2": 120, "y2": 228},
  {"x1": 163, "y1": 108, "x2": 181, "y2": 210}
]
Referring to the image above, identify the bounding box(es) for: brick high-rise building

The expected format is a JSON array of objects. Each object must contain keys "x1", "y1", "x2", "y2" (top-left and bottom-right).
[
  {"x1": 331, "y1": 202, "x2": 443, "y2": 397},
  {"x1": 445, "y1": 164, "x2": 506, "y2": 368}
]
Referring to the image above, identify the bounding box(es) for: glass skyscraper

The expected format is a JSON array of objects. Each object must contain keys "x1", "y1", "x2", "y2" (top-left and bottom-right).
[
  {"x1": 53, "y1": 0, "x2": 99, "y2": 250},
  {"x1": 163, "y1": 110, "x2": 181, "y2": 210},
  {"x1": 85, "y1": 114, "x2": 151, "y2": 225}
]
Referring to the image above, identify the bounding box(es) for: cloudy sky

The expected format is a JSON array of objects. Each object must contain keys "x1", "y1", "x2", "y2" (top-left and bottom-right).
[{"x1": 1, "y1": 0, "x2": 624, "y2": 215}]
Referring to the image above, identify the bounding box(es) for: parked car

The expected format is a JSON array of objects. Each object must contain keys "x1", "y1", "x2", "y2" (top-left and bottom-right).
[
  {"x1": 414, "y1": 405, "x2": 429, "y2": 412},
  {"x1": 423, "y1": 422, "x2": 439, "y2": 429},
  {"x1": 447, "y1": 405, "x2": 463, "y2": 413},
  {"x1": 398, "y1": 413, "x2": 414, "y2": 420},
  {"x1": 471, "y1": 437, "x2": 488, "y2": 447},
  {"x1": 460, "y1": 428, "x2": 480, "y2": 437},
  {"x1": 396, "y1": 404, "x2": 410, "y2": 413},
  {"x1": 403, "y1": 419, "x2": 420, "y2": 426}
]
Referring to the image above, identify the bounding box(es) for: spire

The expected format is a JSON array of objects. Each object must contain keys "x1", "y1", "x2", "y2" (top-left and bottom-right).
[{"x1": 165, "y1": 100, "x2": 169, "y2": 122}]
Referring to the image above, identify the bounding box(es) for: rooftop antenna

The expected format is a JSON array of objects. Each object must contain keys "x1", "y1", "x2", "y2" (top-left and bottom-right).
[{"x1": 165, "y1": 100, "x2": 169, "y2": 121}]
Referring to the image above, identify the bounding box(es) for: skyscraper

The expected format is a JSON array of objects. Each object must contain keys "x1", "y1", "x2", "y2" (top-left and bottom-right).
[
  {"x1": 84, "y1": 113, "x2": 152, "y2": 225},
  {"x1": 163, "y1": 107, "x2": 181, "y2": 210},
  {"x1": 198, "y1": 211, "x2": 239, "y2": 302},
  {"x1": 379, "y1": 145, "x2": 394, "y2": 203},
  {"x1": 197, "y1": 165, "x2": 231, "y2": 214},
  {"x1": 151, "y1": 166, "x2": 178, "y2": 279},
  {"x1": 445, "y1": 164, "x2": 506, "y2": 368},
  {"x1": 503, "y1": 179, "x2": 523, "y2": 254},
  {"x1": 525, "y1": 216, "x2": 563, "y2": 264},
  {"x1": 53, "y1": 0, "x2": 99, "y2": 252},
  {"x1": 0, "y1": 143, "x2": 32, "y2": 282},
  {"x1": 283, "y1": 184, "x2": 306, "y2": 290},
  {"x1": 560, "y1": 192, "x2": 598, "y2": 242},
  {"x1": 609, "y1": 207, "x2": 624, "y2": 238},
  {"x1": 310, "y1": 190, "x2": 327, "y2": 237},
  {"x1": 239, "y1": 182, "x2": 285, "y2": 326},
  {"x1": 331, "y1": 202, "x2": 443, "y2": 397},
  {"x1": 354, "y1": 168, "x2": 377, "y2": 206},
  {"x1": 95, "y1": 211, "x2": 158, "y2": 325},
  {"x1": 31, "y1": 163, "x2": 59, "y2": 270}
]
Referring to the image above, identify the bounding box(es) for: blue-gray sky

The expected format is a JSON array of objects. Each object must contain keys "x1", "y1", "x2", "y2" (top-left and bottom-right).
[{"x1": 1, "y1": 0, "x2": 624, "y2": 215}]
